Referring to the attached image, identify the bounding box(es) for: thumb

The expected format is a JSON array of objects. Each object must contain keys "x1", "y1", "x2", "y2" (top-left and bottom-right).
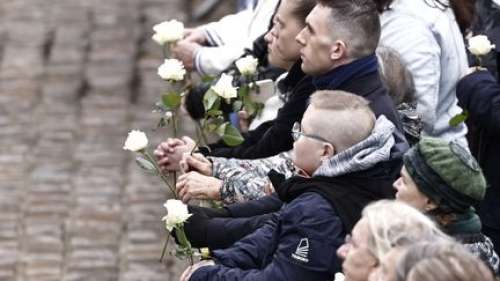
[
  {"x1": 238, "y1": 110, "x2": 249, "y2": 120},
  {"x1": 182, "y1": 136, "x2": 196, "y2": 147},
  {"x1": 186, "y1": 155, "x2": 204, "y2": 170},
  {"x1": 192, "y1": 153, "x2": 210, "y2": 164}
]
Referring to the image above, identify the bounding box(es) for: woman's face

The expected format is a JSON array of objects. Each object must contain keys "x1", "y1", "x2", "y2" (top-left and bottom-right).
[
  {"x1": 264, "y1": 0, "x2": 304, "y2": 69},
  {"x1": 338, "y1": 218, "x2": 379, "y2": 281},
  {"x1": 393, "y1": 166, "x2": 430, "y2": 211}
]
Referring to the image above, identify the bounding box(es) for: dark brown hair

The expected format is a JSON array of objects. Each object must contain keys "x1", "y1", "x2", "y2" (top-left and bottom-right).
[
  {"x1": 373, "y1": 0, "x2": 394, "y2": 12},
  {"x1": 317, "y1": 0, "x2": 381, "y2": 59},
  {"x1": 425, "y1": 0, "x2": 475, "y2": 33},
  {"x1": 290, "y1": 0, "x2": 316, "y2": 22}
]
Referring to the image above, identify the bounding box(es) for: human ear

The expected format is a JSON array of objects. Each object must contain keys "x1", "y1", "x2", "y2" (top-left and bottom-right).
[
  {"x1": 423, "y1": 199, "x2": 438, "y2": 212},
  {"x1": 321, "y1": 143, "x2": 335, "y2": 159},
  {"x1": 330, "y1": 40, "x2": 346, "y2": 61}
]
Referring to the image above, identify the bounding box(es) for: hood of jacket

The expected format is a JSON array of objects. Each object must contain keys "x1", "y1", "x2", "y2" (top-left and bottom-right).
[{"x1": 313, "y1": 115, "x2": 396, "y2": 178}]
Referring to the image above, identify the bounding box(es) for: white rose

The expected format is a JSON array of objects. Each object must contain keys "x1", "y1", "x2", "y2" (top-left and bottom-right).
[
  {"x1": 162, "y1": 199, "x2": 192, "y2": 231},
  {"x1": 235, "y1": 55, "x2": 259, "y2": 76},
  {"x1": 158, "y1": 59, "x2": 186, "y2": 81},
  {"x1": 334, "y1": 273, "x2": 345, "y2": 281},
  {"x1": 211, "y1": 73, "x2": 237, "y2": 99},
  {"x1": 123, "y1": 130, "x2": 148, "y2": 152},
  {"x1": 468, "y1": 35, "x2": 496, "y2": 56},
  {"x1": 152, "y1": 20, "x2": 184, "y2": 45}
]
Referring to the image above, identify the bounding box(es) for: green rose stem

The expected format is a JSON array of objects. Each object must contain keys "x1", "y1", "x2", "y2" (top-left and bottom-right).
[
  {"x1": 191, "y1": 119, "x2": 209, "y2": 155},
  {"x1": 171, "y1": 110, "x2": 178, "y2": 201},
  {"x1": 159, "y1": 232, "x2": 171, "y2": 263},
  {"x1": 175, "y1": 225, "x2": 194, "y2": 265},
  {"x1": 142, "y1": 150, "x2": 177, "y2": 199},
  {"x1": 476, "y1": 55, "x2": 482, "y2": 67},
  {"x1": 162, "y1": 42, "x2": 175, "y2": 58}
]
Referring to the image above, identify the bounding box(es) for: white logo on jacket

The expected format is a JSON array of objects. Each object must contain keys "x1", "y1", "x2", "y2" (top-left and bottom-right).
[{"x1": 291, "y1": 238, "x2": 309, "y2": 263}]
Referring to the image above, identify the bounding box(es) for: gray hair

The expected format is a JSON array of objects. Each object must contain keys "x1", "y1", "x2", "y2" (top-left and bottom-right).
[
  {"x1": 376, "y1": 46, "x2": 415, "y2": 105},
  {"x1": 362, "y1": 200, "x2": 452, "y2": 259},
  {"x1": 395, "y1": 242, "x2": 494, "y2": 281}
]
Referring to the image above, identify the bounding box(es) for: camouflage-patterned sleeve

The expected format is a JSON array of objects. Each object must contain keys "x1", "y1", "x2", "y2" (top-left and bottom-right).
[{"x1": 209, "y1": 152, "x2": 295, "y2": 204}]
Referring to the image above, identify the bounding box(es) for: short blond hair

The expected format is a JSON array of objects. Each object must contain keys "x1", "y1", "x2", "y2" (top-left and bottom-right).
[{"x1": 307, "y1": 90, "x2": 376, "y2": 152}]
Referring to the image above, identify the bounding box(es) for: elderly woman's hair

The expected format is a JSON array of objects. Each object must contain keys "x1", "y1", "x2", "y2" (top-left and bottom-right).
[
  {"x1": 395, "y1": 242, "x2": 494, "y2": 281},
  {"x1": 376, "y1": 46, "x2": 415, "y2": 105},
  {"x1": 362, "y1": 200, "x2": 452, "y2": 259}
]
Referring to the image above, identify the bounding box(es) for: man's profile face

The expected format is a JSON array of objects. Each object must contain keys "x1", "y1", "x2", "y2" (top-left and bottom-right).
[
  {"x1": 264, "y1": 0, "x2": 304, "y2": 69},
  {"x1": 295, "y1": 5, "x2": 336, "y2": 76}
]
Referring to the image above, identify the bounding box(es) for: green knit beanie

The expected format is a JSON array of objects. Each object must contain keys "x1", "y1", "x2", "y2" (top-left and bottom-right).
[{"x1": 403, "y1": 137, "x2": 486, "y2": 212}]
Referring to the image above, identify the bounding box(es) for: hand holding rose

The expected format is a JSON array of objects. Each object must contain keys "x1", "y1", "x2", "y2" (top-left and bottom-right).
[
  {"x1": 179, "y1": 153, "x2": 213, "y2": 176},
  {"x1": 176, "y1": 171, "x2": 222, "y2": 203},
  {"x1": 154, "y1": 136, "x2": 197, "y2": 171}
]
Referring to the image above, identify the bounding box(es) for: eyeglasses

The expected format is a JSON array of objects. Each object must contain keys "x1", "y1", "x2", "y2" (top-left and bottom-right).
[{"x1": 292, "y1": 122, "x2": 331, "y2": 143}]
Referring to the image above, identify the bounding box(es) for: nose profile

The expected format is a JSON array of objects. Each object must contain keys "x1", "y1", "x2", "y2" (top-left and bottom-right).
[{"x1": 336, "y1": 243, "x2": 350, "y2": 260}]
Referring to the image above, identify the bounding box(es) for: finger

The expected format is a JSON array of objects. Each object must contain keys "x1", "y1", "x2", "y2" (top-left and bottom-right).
[
  {"x1": 185, "y1": 155, "x2": 201, "y2": 169},
  {"x1": 175, "y1": 181, "x2": 185, "y2": 195},
  {"x1": 162, "y1": 138, "x2": 184, "y2": 149},
  {"x1": 177, "y1": 181, "x2": 189, "y2": 199},
  {"x1": 178, "y1": 173, "x2": 189, "y2": 182},
  {"x1": 157, "y1": 157, "x2": 171, "y2": 166},
  {"x1": 179, "y1": 266, "x2": 192, "y2": 281},
  {"x1": 179, "y1": 160, "x2": 189, "y2": 174},
  {"x1": 191, "y1": 153, "x2": 208, "y2": 163},
  {"x1": 181, "y1": 192, "x2": 191, "y2": 204},
  {"x1": 153, "y1": 150, "x2": 164, "y2": 158},
  {"x1": 181, "y1": 136, "x2": 196, "y2": 148},
  {"x1": 153, "y1": 146, "x2": 165, "y2": 157},
  {"x1": 238, "y1": 110, "x2": 249, "y2": 119}
]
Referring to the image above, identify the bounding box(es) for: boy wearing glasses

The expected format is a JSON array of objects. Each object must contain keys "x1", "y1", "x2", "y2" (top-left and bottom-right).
[{"x1": 180, "y1": 90, "x2": 398, "y2": 281}]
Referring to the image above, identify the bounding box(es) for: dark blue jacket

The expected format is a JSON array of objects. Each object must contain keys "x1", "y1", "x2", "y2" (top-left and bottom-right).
[
  {"x1": 189, "y1": 192, "x2": 343, "y2": 281},
  {"x1": 456, "y1": 71, "x2": 500, "y2": 231},
  {"x1": 182, "y1": 59, "x2": 406, "y2": 250}
]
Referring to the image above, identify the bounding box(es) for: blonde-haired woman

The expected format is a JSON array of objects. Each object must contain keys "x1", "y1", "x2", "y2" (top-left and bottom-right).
[{"x1": 337, "y1": 200, "x2": 451, "y2": 281}]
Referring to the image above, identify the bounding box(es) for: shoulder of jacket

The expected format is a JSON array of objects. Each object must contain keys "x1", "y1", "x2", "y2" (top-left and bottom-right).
[{"x1": 282, "y1": 192, "x2": 337, "y2": 220}]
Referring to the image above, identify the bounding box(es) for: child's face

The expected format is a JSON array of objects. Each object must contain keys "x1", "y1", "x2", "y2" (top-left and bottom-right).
[{"x1": 291, "y1": 107, "x2": 331, "y2": 176}]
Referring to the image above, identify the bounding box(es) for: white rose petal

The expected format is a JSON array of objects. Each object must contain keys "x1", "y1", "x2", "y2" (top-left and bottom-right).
[
  {"x1": 123, "y1": 130, "x2": 148, "y2": 152},
  {"x1": 235, "y1": 55, "x2": 259, "y2": 76},
  {"x1": 334, "y1": 273, "x2": 345, "y2": 281},
  {"x1": 211, "y1": 73, "x2": 237, "y2": 99},
  {"x1": 158, "y1": 59, "x2": 186, "y2": 81},
  {"x1": 162, "y1": 199, "x2": 192, "y2": 231},
  {"x1": 152, "y1": 19, "x2": 184, "y2": 45},
  {"x1": 468, "y1": 35, "x2": 496, "y2": 56}
]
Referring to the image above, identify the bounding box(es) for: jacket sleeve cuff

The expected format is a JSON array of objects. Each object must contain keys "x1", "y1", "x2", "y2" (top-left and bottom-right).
[
  {"x1": 457, "y1": 70, "x2": 496, "y2": 107},
  {"x1": 194, "y1": 48, "x2": 207, "y2": 77},
  {"x1": 189, "y1": 265, "x2": 214, "y2": 281}
]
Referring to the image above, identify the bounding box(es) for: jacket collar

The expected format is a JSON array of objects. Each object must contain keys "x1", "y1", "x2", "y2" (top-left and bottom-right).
[{"x1": 312, "y1": 54, "x2": 379, "y2": 91}]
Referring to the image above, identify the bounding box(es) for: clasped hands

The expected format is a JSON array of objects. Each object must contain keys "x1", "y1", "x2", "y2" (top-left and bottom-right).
[{"x1": 154, "y1": 136, "x2": 222, "y2": 203}]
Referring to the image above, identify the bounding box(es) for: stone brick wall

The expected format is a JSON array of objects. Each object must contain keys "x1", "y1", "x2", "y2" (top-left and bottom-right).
[{"x1": 0, "y1": 0, "x2": 235, "y2": 280}]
